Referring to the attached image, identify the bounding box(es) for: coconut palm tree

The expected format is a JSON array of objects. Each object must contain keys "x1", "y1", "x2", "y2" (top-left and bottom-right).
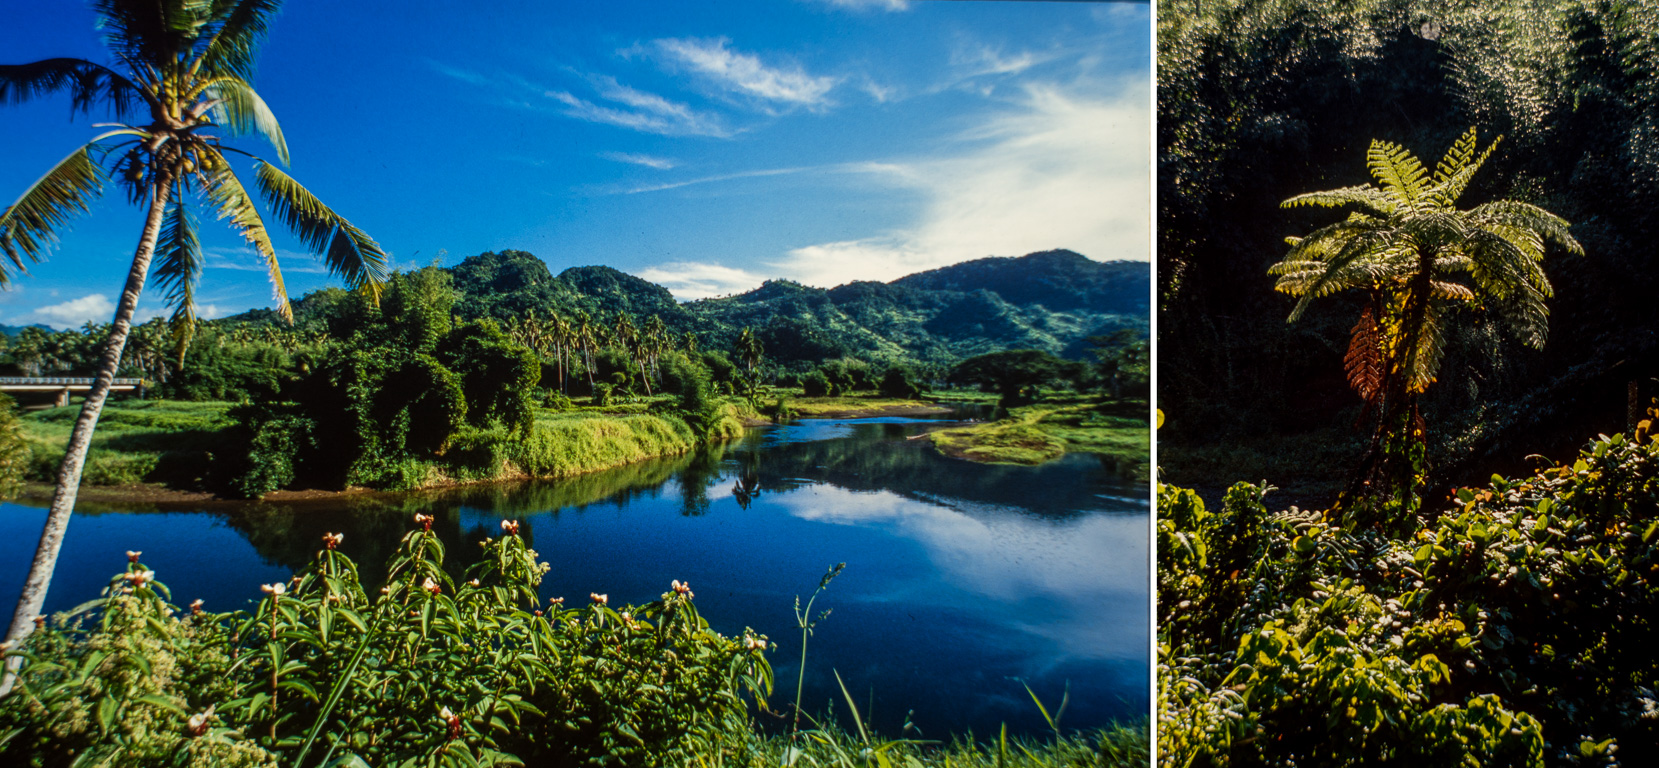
[
  {"x1": 1268, "y1": 127, "x2": 1581, "y2": 518},
  {"x1": 0, "y1": 0, "x2": 388, "y2": 670}
]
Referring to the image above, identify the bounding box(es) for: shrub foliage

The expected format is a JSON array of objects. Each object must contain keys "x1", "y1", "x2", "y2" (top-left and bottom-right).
[
  {"x1": 1159, "y1": 426, "x2": 1659, "y2": 766},
  {"x1": 0, "y1": 518, "x2": 772, "y2": 767}
]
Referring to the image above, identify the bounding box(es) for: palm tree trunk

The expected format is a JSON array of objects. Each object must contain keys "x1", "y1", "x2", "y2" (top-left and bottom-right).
[{"x1": 1, "y1": 186, "x2": 171, "y2": 694}]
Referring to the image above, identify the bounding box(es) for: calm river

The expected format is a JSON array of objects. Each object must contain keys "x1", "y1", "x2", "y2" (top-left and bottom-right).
[{"x1": 0, "y1": 416, "x2": 1148, "y2": 737}]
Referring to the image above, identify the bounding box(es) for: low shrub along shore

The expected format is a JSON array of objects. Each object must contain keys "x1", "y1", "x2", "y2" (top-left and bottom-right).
[{"x1": 0, "y1": 516, "x2": 1149, "y2": 767}]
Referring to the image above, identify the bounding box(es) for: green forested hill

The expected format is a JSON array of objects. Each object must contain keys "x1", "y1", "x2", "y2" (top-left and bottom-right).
[{"x1": 235, "y1": 248, "x2": 1146, "y2": 368}]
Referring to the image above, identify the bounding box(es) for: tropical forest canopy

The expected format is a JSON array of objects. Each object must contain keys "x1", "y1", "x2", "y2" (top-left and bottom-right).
[
  {"x1": 0, "y1": 247, "x2": 1146, "y2": 388},
  {"x1": 1159, "y1": 0, "x2": 1659, "y2": 479}
]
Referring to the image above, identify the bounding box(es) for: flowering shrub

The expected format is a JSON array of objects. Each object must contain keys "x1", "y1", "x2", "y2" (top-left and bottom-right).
[
  {"x1": 1159, "y1": 429, "x2": 1659, "y2": 766},
  {"x1": 0, "y1": 517, "x2": 772, "y2": 767}
]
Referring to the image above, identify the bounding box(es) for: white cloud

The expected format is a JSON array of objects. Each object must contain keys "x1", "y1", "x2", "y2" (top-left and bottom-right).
[
  {"x1": 814, "y1": 0, "x2": 909, "y2": 10},
  {"x1": 621, "y1": 165, "x2": 812, "y2": 195},
  {"x1": 771, "y1": 485, "x2": 1148, "y2": 658},
  {"x1": 601, "y1": 151, "x2": 676, "y2": 170},
  {"x1": 430, "y1": 60, "x2": 729, "y2": 137},
  {"x1": 952, "y1": 44, "x2": 1044, "y2": 78},
  {"x1": 29, "y1": 294, "x2": 115, "y2": 329},
  {"x1": 654, "y1": 37, "x2": 839, "y2": 109},
  {"x1": 544, "y1": 85, "x2": 728, "y2": 137},
  {"x1": 635, "y1": 262, "x2": 766, "y2": 300},
  {"x1": 204, "y1": 247, "x2": 331, "y2": 275},
  {"x1": 768, "y1": 78, "x2": 1151, "y2": 287}
]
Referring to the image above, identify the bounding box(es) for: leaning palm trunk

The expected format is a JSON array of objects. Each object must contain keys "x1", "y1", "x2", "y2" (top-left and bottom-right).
[{"x1": 1, "y1": 186, "x2": 171, "y2": 693}]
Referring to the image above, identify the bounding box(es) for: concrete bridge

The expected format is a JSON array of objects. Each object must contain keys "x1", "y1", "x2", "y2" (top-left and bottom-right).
[{"x1": 0, "y1": 377, "x2": 145, "y2": 407}]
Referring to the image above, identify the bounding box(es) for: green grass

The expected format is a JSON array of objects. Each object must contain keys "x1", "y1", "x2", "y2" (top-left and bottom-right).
[
  {"x1": 931, "y1": 398, "x2": 1149, "y2": 467},
  {"x1": 693, "y1": 720, "x2": 1150, "y2": 767},
  {"x1": 19, "y1": 399, "x2": 234, "y2": 486},
  {"x1": 780, "y1": 395, "x2": 944, "y2": 417},
  {"x1": 512, "y1": 409, "x2": 699, "y2": 478}
]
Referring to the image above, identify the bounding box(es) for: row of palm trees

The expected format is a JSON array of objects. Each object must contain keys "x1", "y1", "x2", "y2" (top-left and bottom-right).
[
  {"x1": 0, "y1": 315, "x2": 328, "y2": 387},
  {"x1": 504, "y1": 309, "x2": 758, "y2": 396}
]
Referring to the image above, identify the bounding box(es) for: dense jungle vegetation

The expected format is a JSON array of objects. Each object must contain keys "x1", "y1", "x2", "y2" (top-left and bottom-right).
[
  {"x1": 0, "y1": 248, "x2": 1147, "y2": 497},
  {"x1": 1158, "y1": 1, "x2": 1659, "y2": 765},
  {"x1": 1159, "y1": 0, "x2": 1659, "y2": 496}
]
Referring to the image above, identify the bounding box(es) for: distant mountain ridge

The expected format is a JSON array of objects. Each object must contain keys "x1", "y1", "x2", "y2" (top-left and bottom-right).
[{"x1": 243, "y1": 248, "x2": 1147, "y2": 367}]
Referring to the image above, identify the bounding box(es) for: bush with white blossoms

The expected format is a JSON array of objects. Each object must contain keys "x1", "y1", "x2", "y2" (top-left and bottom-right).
[{"x1": 0, "y1": 517, "x2": 772, "y2": 767}]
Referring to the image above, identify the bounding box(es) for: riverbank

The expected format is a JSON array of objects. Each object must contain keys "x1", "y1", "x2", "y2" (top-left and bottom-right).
[
  {"x1": 927, "y1": 397, "x2": 1149, "y2": 468},
  {"x1": 17, "y1": 398, "x2": 743, "y2": 502}
]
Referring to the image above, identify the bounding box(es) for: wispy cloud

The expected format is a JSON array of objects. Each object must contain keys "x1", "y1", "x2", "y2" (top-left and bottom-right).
[
  {"x1": 601, "y1": 151, "x2": 676, "y2": 170},
  {"x1": 654, "y1": 37, "x2": 839, "y2": 110},
  {"x1": 766, "y1": 78, "x2": 1150, "y2": 288},
  {"x1": 621, "y1": 165, "x2": 813, "y2": 195},
  {"x1": 204, "y1": 247, "x2": 332, "y2": 275},
  {"x1": 545, "y1": 89, "x2": 728, "y2": 137},
  {"x1": 427, "y1": 59, "x2": 491, "y2": 86},
  {"x1": 635, "y1": 262, "x2": 766, "y2": 300},
  {"x1": 812, "y1": 0, "x2": 911, "y2": 11},
  {"x1": 430, "y1": 59, "x2": 729, "y2": 137}
]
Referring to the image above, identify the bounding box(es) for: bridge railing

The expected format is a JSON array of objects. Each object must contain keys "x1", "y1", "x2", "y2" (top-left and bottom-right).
[{"x1": 0, "y1": 377, "x2": 146, "y2": 386}]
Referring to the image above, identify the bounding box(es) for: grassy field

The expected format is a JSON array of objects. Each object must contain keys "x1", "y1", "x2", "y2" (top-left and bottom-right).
[
  {"x1": 930, "y1": 397, "x2": 1149, "y2": 469},
  {"x1": 19, "y1": 399, "x2": 233, "y2": 487}
]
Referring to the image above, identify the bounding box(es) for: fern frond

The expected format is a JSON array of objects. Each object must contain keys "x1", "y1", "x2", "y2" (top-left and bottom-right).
[
  {"x1": 1345, "y1": 305, "x2": 1385, "y2": 405},
  {"x1": 1282, "y1": 184, "x2": 1397, "y2": 216},
  {"x1": 1432, "y1": 127, "x2": 1479, "y2": 184},
  {"x1": 1426, "y1": 134, "x2": 1501, "y2": 208},
  {"x1": 1367, "y1": 140, "x2": 1429, "y2": 210}
]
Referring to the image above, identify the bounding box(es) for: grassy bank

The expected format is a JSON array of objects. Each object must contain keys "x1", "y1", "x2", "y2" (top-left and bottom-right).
[
  {"x1": 19, "y1": 398, "x2": 744, "y2": 496},
  {"x1": 19, "y1": 400, "x2": 233, "y2": 487},
  {"x1": 930, "y1": 397, "x2": 1149, "y2": 467}
]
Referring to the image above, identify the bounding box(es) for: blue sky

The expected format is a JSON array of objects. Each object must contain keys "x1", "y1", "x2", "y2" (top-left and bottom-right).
[{"x1": 0, "y1": 0, "x2": 1150, "y2": 329}]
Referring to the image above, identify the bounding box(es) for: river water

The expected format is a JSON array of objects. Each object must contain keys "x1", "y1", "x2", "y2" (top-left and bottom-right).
[{"x1": 0, "y1": 416, "x2": 1148, "y2": 738}]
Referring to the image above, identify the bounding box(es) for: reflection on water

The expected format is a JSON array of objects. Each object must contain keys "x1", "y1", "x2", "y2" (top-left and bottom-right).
[{"x1": 0, "y1": 417, "x2": 1148, "y2": 737}]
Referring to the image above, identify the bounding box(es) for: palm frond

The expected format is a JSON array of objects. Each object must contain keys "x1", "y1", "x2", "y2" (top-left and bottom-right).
[
  {"x1": 93, "y1": 0, "x2": 206, "y2": 81},
  {"x1": 153, "y1": 200, "x2": 203, "y2": 361},
  {"x1": 0, "y1": 58, "x2": 146, "y2": 120},
  {"x1": 205, "y1": 77, "x2": 289, "y2": 165},
  {"x1": 0, "y1": 144, "x2": 108, "y2": 283},
  {"x1": 195, "y1": 0, "x2": 282, "y2": 80},
  {"x1": 254, "y1": 162, "x2": 388, "y2": 300},
  {"x1": 201, "y1": 155, "x2": 288, "y2": 319}
]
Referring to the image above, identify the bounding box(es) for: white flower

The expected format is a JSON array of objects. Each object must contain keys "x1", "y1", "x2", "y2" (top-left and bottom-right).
[
  {"x1": 500, "y1": 519, "x2": 520, "y2": 535},
  {"x1": 590, "y1": 592, "x2": 607, "y2": 606},
  {"x1": 124, "y1": 570, "x2": 156, "y2": 586},
  {"x1": 423, "y1": 577, "x2": 441, "y2": 595},
  {"x1": 261, "y1": 583, "x2": 286, "y2": 596},
  {"x1": 187, "y1": 704, "x2": 216, "y2": 736}
]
